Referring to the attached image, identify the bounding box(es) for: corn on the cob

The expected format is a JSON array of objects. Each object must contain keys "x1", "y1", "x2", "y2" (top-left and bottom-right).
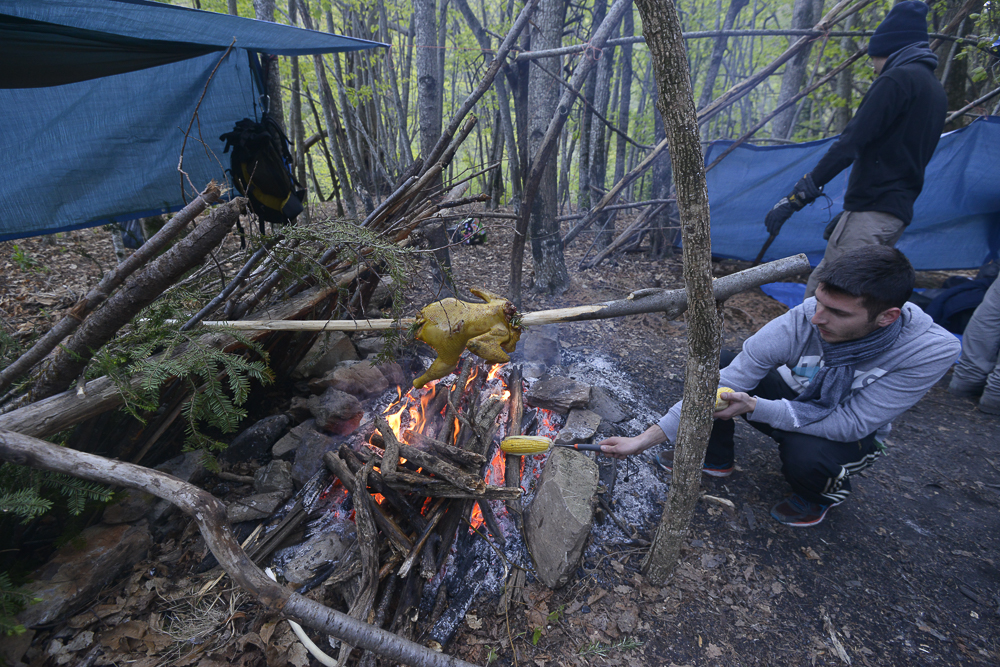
[
  {"x1": 500, "y1": 435, "x2": 552, "y2": 455},
  {"x1": 715, "y1": 387, "x2": 735, "y2": 411}
]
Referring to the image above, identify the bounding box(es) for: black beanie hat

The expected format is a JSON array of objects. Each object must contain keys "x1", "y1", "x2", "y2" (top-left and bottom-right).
[{"x1": 868, "y1": 1, "x2": 930, "y2": 57}]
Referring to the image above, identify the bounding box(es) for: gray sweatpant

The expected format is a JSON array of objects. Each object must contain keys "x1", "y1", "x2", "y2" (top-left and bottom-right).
[
  {"x1": 805, "y1": 210, "x2": 906, "y2": 298},
  {"x1": 951, "y1": 278, "x2": 1000, "y2": 398}
]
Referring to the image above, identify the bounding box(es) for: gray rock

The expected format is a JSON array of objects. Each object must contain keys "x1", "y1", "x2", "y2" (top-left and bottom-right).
[
  {"x1": 376, "y1": 362, "x2": 407, "y2": 388},
  {"x1": 587, "y1": 386, "x2": 631, "y2": 423},
  {"x1": 291, "y1": 331, "x2": 359, "y2": 380},
  {"x1": 526, "y1": 376, "x2": 591, "y2": 414},
  {"x1": 291, "y1": 430, "x2": 342, "y2": 486},
  {"x1": 513, "y1": 324, "x2": 561, "y2": 367},
  {"x1": 524, "y1": 448, "x2": 598, "y2": 589},
  {"x1": 307, "y1": 388, "x2": 363, "y2": 435},
  {"x1": 279, "y1": 532, "x2": 351, "y2": 585},
  {"x1": 226, "y1": 490, "x2": 290, "y2": 523},
  {"x1": 553, "y1": 408, "x2": 602, "y2": 445},
  {"x1": 308, "y1": 360, "x2": 389, "y2": 398},
  {"x1": 355, "y1": 335, "x2": 385, "y2": 358},
  {"x1": 17, "y1": 523, "x2": 151, "y2": 628},
  {"x1": 222, "y1": 414, "x2": 291, "y2": 463},
  {"x1": 254, "y1": 460, "x2": 294, "y2": 494},
  {"x1": 272, "y1": 419, "x2": 319, "y2": 457}
]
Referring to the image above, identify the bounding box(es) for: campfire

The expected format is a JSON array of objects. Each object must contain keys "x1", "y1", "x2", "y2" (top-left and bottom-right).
[{"x1": 270, "y1": 354, "x2": 574, "y2": 651}]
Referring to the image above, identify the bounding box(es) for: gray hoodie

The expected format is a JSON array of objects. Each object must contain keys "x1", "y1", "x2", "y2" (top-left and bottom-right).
[{"x1": 657, "y1": 299, "x2": 961, "y2": 443}]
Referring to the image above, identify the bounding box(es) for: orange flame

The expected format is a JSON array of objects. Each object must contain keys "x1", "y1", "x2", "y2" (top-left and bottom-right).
[
  {"x1": 470, "y1": 502, "x2": 485, "y2": 531},
  {"x1": 373, "y1": 493, "x2": 385, "y2": 505}
]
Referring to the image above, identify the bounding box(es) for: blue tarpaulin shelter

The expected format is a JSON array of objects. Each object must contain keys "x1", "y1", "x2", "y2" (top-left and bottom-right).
[
  {"x1": 703, "y1": 116, "x2": 1000, "y2": 270},
  {"x1": 0, "y1": 0, "x2": 382, "y2": 242}
]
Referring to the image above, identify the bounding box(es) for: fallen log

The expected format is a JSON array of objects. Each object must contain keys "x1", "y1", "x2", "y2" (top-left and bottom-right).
[{"x1": 0, "y1": 429, "x2": 478, "y2": 667}]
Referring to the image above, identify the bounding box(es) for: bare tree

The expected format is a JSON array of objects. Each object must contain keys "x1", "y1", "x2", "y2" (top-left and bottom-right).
[
  {"x1": 526, "y1": 0, "x2": 571, "y2": 293},
  {"x1": 772, "y1": 0, "x2": 822, "y2": 138},
  {"x1": 252, "y1": 0, "x2": 286, "y2": 132}
]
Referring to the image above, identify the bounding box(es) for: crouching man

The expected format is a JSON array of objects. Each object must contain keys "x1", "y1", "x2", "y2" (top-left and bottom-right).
[{"x1": 600, "y1": 246, "x2": 960, "y2": 527}]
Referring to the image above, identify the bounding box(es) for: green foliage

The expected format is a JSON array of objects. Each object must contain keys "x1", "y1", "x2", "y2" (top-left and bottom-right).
[
  {"x1": 91, "y1": 287, "x2": 275, "y2": 461},
  {"x1": 0, "y1": 463, "x2": 112, "y2": 524},
  {"x1": 0, "y1": 572, "x2": 37, "y2": 636},
  {"x1": 10, "y1": 245, "x2": 41, "y2": 273}
]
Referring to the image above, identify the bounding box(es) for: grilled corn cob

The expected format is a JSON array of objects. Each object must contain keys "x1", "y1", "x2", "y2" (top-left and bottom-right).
[
  {"x1": 500, "y1": 435, "x2": 552, "y2": 455},
  {"x1": 715, "y1": 387, "x2": 735, "y2": 411}
]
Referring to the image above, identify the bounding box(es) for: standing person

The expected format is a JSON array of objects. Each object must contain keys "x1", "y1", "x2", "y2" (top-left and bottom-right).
[
  {"x1": 599, "y1": 246, "x2": 961, "y2": 527},
  {"x1": 762, "y1": 1, "x2": 947, "y2": 297},
  {"x1": 948, "y1": 278, "x2": 1000, "y2": 414}
]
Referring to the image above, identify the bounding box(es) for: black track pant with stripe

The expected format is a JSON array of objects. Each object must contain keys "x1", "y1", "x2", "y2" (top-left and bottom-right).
[{"x1": 705, "y1": 351, "x2": 881, "y2": 506}]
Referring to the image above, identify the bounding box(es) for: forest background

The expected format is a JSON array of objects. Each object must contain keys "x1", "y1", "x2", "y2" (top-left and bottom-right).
[{"x1": 182, "y1": 0, "x2": 998, "y2": 294}]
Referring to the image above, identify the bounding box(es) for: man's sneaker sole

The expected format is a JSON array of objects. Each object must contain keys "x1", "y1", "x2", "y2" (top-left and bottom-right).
[
  {"x1": 652, "y1": 452, "x2": 734, "y2": 478},
  {"x1": 770, "y1": 494, "x2": 832, "y2": 527}
]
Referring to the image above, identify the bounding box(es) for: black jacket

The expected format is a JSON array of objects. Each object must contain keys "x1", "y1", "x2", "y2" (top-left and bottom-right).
[{"x1": 811, "y1": 44, "x2": 947, "y2": 225}]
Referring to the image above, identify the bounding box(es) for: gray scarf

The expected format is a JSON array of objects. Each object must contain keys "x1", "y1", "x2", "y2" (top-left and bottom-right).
[{"x1": 787, "y1": 317, "x2": 903, "y2": 426}]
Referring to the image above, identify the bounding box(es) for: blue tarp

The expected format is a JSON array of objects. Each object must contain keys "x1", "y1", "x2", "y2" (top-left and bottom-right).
[
  {"x1": 0, "y1": 0, "x2": 382, "y2": 242},
  {"x1": 704, "y1": 116, "x2": 1000, "y2": 270}
]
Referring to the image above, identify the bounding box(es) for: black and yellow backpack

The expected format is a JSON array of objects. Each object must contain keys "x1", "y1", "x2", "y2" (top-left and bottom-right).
[{"x1": 220, "y1": 114, "x2": 304, "y2": 232}]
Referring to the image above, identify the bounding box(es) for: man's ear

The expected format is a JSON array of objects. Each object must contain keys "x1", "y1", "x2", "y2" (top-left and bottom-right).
[{"x1": 876, "y1": 307, "x2": 901, "y2": 328}]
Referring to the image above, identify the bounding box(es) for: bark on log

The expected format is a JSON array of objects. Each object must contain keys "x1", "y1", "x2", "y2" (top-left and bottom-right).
[
  {"x1": 633, "y1": 0, "x2": 721, "y2": 585},
  {"x1": 0, "y1": 184, "x2": 222, "y2": 395},
  {"x1": 0, "y1": 430, "x2": 477, "y2": 667},
  {"x1": 30, "y1": 198, "x2": 245, "y2": 401}
]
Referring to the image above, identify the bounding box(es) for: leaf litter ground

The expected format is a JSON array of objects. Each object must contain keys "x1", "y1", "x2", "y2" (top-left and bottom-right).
[{"x1": 1, "y1": 214, "x2": 998, "y2": 666}]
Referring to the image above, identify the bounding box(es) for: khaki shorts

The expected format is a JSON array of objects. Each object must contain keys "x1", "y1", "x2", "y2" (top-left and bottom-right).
[{"x1": 804, "y1": 210, "x2": 905, "y2": 297}]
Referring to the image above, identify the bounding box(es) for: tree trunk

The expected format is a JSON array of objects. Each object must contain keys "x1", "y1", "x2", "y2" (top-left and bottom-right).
[
  {"x1": 252, "y1": 0, "x2": 285, "y2": 132},
  {"x1": 832, "y1": 13, "x2": 855, "y2": 134},
  {"x1": 633, "y1": 0, "x2": 723, "y2": 585},
  {"x1": 415, "y1": 0, "x2": 443, "y2": 165},
  {"x1": 771, "y1": 0, "x2": 818, "y2": 139},
  {"x1": 227, "y1": 0, "x2": 238, "y2": 16},
  {"x1": 696, "y1": 0, "x2": 749, "y2": 111},
  {"x1": 526, "y1": 0, "x2": 570, "y2": 294},
  {"x1": 612, "y1": 4, "x2": 635, "y2": 188},
  {"x1": 577, "y1": 0, "x2": 608, "y2": 211},
  {"x1": 453, "y1": 0, "x2": 522, "y2": 203},
  {"x1": 589, "y1": 12, "x2": 623, "y2": 247},
  {"x1": 648, "y1": 95, "x2": 675, "y2": 258}
]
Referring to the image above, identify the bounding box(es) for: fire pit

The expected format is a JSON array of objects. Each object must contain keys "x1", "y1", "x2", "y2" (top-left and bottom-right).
[{"x1": 266, "y1": 334, "x2": 670, "y2": 656}]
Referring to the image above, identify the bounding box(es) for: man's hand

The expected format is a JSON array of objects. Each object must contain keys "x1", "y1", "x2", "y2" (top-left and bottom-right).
[
  {"x1": 712, "y1": 391, "x2": 757, "y2": 420},
  {"x1": 599, "y1": 424, "x2": 668, "y2": 460},
  {"x1": 764, "y1": 173, "x2": 822, "y2": 235}
]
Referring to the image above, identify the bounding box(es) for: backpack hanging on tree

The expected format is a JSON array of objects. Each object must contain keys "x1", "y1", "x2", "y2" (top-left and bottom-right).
[{"x1": 219, "y1": 115, "x2": 305, "y2": 232}]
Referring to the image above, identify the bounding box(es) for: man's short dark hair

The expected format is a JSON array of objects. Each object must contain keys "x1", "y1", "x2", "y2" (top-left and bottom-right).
[{"x1": 816, "y1": 245, "x2": 915, "y2": 320}]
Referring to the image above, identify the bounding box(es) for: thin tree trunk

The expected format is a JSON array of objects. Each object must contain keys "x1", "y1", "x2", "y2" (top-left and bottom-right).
[
  {"x1": 633, "y1": 0, "x2": 722, "y2": 585},
  {"x1": 612, "y1": 4, "x2": 635, "y2": 189},
  {"x1": 509, "y1": 0, "x2": 632, "y2": 305},
  {"x1": 526, "y1": 0, "x2": 570, "y2": 294},
  {"x1": 577, "y1": 0, "x2": 608, "y2": 211},
  {"x1": 772, "y1": 0, "x2": 820, "y2": 138},
  {"x1": 589, "y1": 12, "x2": 623, "y2": 248},
  {"x1": 696, "y1": 0, "x2": 749, "y2": 111},
  {"x1": 415, "y1": 0, "x2": 443, "y2": 164},
  {"x1": 832, "y1": 13, "x2": 855, "y2": 133}
]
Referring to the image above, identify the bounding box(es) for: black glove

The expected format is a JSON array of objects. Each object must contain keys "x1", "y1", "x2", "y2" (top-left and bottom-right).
[{"x1": 763, "y1": 173, "x2": 822, "y2": 235}]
